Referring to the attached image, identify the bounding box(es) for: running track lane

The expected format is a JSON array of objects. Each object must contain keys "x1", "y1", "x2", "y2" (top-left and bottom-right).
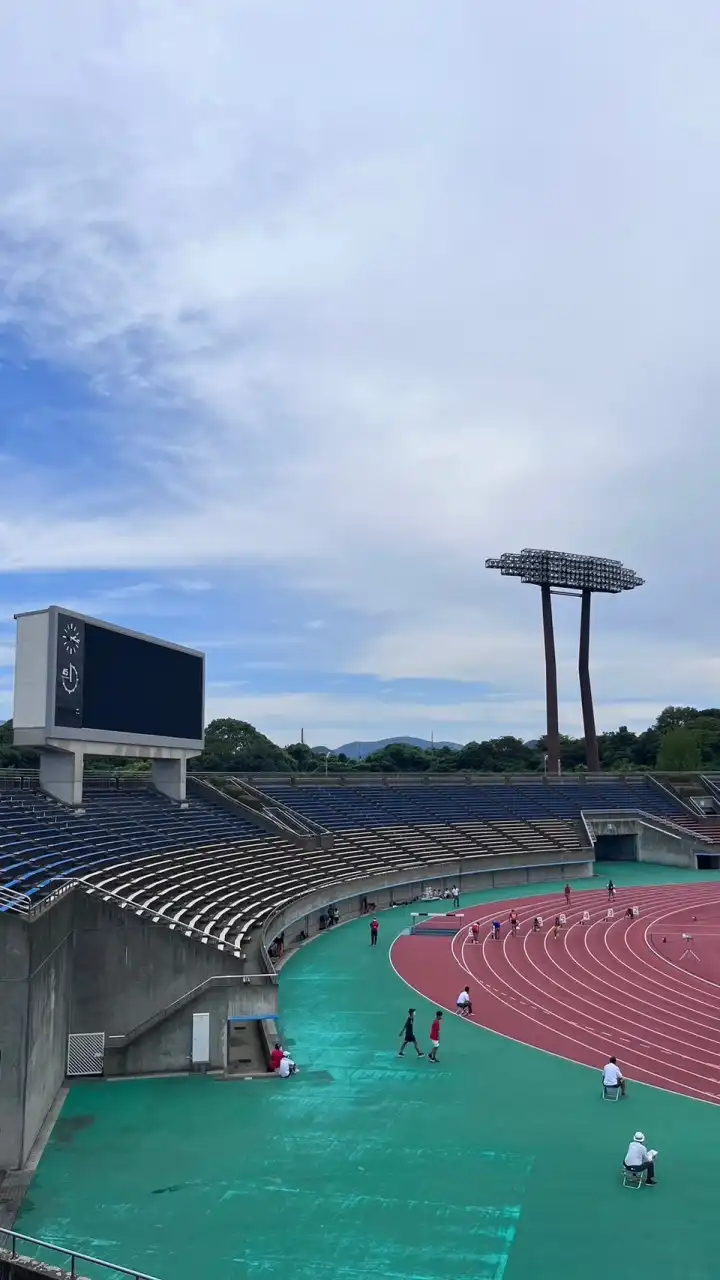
[{"x1": 390, "y1": 884, "x2": 720, "y2": 1104}]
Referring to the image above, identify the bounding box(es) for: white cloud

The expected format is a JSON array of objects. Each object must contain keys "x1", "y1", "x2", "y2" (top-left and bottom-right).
[
  {"x1": 204, "y1": 689, "x2": 666, "y2": 749},
  {"x1": 350, "y1": 615, "x2": 720, "y2": 705},
  {"x1": 0, "y1": 0, "x2": 719, "y2": 726}
]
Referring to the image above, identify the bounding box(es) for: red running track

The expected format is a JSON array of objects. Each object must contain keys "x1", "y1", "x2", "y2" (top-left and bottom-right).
[{"x1": 390, "y1": 883, "x2": 720, "y2": 1104}]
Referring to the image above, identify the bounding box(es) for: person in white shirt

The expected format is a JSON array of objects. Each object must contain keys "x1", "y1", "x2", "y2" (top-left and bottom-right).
[
  {"x1": 624, "y1": 1131, "x2": 656, "y2": 1184},
  {"x1": 456, "y1": 987, "x2": 473, "y2": 1018},
  {"x1": 602, "y1": 1056, "x2": 626, "y2": 1096},
  {"x1": 278, "y1": 1052, "x2": 298, "y2": 1079}
]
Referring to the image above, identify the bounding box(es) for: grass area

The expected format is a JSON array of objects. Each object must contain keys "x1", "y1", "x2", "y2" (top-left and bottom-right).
[{"x1": 15, "y1": 864, "x2": 720, "y2": 1279}]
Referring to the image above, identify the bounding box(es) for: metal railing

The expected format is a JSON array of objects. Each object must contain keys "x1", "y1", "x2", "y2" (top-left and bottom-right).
[
  {"x1": 77, "y1": 882, "x2": 250, "y2": 960},
  {"x1": 0, "y1": 1228, "x2": 161, "y2": 1279},
  {"x1": 0, "y1": 886, "x2": 31, "y2": 913},
  {"x1": 583, "y1": 807, "x2": 715, "y2": 844}
]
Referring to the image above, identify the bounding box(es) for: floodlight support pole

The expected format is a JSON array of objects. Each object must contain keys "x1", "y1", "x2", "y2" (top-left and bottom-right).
[
  {"x1": 579, "y1": 588, "x2": 599, "y2": 772},
  {"x1": 540, "y1": 584, "x2": 560, "y2": 775}
]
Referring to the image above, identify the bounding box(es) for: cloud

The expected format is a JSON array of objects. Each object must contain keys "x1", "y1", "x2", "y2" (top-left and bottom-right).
[
  {"x1": 0, "y1": 0, "x2": 719, "y2": 733},
  {"x1": 204, "y1": 689, "x2": 667, "y2": 749}
]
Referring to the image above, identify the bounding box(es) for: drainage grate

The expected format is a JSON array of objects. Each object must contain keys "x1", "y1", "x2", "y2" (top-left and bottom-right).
[{"x1": 67, "y1": 1032, "x2": 105, "y2": 1077}]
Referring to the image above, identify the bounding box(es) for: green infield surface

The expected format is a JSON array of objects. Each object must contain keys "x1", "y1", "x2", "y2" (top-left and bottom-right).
[{"x1": 14, "y1": 864, "x2": 720, "y2": 1279}]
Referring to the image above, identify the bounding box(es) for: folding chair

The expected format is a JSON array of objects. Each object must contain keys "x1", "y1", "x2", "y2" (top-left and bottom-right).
[
  {"x1": 603, "y1": 1082, "x2": 621, "y2": 1102},
  {"x1": 622, "y1": 1166, "x2": 645, "y2": 1189}
]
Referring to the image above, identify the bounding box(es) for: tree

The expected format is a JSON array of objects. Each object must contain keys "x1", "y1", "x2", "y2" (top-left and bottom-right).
[
  {"x1": 0, "y1": 720, "x2": 39, "y2": 769},
  {"x1": 654, "y1": 707, "x2": 699, "y2": 735},
  {"x1": 655, "y1": 727, "x2": 702, "y2": 772},
  {"x1": 364, "y1": 743, "x2": 433, "y2": 772},
  {"x1": 193, "y1": 719, "x2": 295, "y2": 772}
]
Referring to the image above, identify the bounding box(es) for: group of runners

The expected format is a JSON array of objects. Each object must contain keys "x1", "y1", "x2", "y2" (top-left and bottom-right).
[
  {"x1": 463, "y1": 880, "x2": 621, "y2": 944},
  {"x1": 396, "y1": 881, "x2": 623, "y2": 1063}
]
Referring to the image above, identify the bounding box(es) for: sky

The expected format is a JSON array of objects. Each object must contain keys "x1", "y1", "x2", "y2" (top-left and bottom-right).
[{"x1": 1, "y1": 0, "x2": 719, "y2": 749}]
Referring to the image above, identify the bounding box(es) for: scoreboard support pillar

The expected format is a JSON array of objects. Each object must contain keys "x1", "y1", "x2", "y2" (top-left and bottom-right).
[
  {"x1": 152, "y1": 755, "x2": 188, "y2": 804},
  {"x1": 40, "y1": 744, "x2": 84, "y2": 808}
]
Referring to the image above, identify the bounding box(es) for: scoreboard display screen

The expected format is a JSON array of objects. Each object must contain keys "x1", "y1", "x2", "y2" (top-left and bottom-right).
[{"x1": 54, "y1": 613, "x2": 204, "y2": 742}]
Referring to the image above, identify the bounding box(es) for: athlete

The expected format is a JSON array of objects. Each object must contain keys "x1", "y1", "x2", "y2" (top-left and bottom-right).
[
  {"x1": 398, "y1": 1008, "x2": 424, "y2": 1057},
  {"x1": 456, "y1": 986, "x2": 473, "y2": 1018}
]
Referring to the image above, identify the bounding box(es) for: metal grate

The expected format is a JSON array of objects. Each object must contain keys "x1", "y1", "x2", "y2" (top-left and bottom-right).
[{"x1": 67, "y1": 1032, "x2": 105, "y2": 1077}]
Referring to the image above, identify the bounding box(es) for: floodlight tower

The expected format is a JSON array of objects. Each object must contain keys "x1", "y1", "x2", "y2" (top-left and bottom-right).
[{"x1": 485, "y1": 550, "x2": 644, "y2": 775}]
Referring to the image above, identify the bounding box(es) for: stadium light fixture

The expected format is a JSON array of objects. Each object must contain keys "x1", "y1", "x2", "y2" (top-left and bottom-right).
[{"x1": 486, "y1": 549, "x2": 644, "y2": 774}]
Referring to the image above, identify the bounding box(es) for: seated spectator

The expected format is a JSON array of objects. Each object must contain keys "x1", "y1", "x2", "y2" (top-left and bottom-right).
[
  {"x1": 279, "y1": 1052, "x2": 298, "y2": 1078},
  {"x1": 269, "y1": 1043, "x2": 284, "y2": 1072},
  {"x1": 623, "y1": 1131, "x2": 656, "y2": 1184},
  {"x1": 602, "y1": 1055, "x2": 626, "y2": 1096}
]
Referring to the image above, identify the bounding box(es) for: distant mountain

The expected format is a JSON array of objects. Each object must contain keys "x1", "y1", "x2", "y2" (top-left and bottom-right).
[{"x1": 327, "y1": 736, "x2": 464, "y2": 760}]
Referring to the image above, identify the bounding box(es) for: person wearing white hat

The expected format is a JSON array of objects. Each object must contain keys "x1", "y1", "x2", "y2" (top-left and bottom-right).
[
  {"x1": 278, "y1": 1051, "x2": 299, "y2": 1078},
  {"x1": 623, "y1": 1131, "x2": 656, "y2": 1184}
]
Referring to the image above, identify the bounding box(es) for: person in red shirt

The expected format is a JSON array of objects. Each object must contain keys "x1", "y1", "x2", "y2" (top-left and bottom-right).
[
  {"x1": 370, "y1": 918, "x2": 380, "y2": 946},
  {"x1": 509, "y1": 909, "x2": 519, "y2": 936},
  {"x1": 471, "y1": 921, "x2": 480, "y2": 944},
  {"x1": 269, "y1": 1043, "x2": 284, "y2": 1072},
  {"x1": 428, "y1": 1011, "x2": 443, "y2": 1062}
]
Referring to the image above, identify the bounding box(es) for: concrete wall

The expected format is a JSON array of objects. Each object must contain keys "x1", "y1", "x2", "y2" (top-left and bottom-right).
[
  {"x1": 0, "y1": 900, "x2": 74, "y2": 1171},
  {"x1": 22, "y1": 898, "x2": 73, "y2": 1164},
  {"x1": 587, "y1": 814, "x2": 699, "y2": 869},
  {"x1": 0, "y1": 916, "x2": 30, "y2": 1171},
  {"x1": 638, "y1": 822, "x2": 698, "y2": 868},
  {"x1": 71, "y1": 895, "x2": 246, "y2": 1039}
]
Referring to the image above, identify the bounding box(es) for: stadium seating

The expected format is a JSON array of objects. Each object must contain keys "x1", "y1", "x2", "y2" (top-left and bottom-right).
[
  {"x1": 0, "y1": 774, "x2": 701, "y2": 956},
  {"x1": 260, "y1": 778, "x2": 690, "y2": 828},
  {"x1": 0, "y1": 776, "x2": 591, "y2": 948}
]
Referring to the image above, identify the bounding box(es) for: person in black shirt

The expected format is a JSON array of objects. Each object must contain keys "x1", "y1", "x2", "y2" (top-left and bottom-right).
[{"x1": 399, "y1": 1008, "x2": 424, "y2": 1057}]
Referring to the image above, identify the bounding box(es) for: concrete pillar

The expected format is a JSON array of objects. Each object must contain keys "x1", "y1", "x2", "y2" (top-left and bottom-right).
[
  {"x1": 152, "y1": 756, "x2": 187, "y2": 803},
  {"x1": 540, "y1": 584, "x2": 561, "y2": 775},
  {"x1": 40, "y1": 747, "x2": 84, "y2": 807}
]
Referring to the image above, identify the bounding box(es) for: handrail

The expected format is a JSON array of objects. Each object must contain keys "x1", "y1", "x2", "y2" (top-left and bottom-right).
[
  {"x1": 579, "y1": 811, "x2": 596, "y2": 847},
  {"x1": 647, "y1": 772, "x2": 701, "y2": 815},
  {"x1": 583, "y1": 807, "x2": 715, "y2": 844},
  {"x1": 0, "y1": 886, "x2": 32, "y2": 913},
  {"x1": 700, "y1": 774, "x2": 720, "y2": 802},
  {"x1": 27, "y1": 879, "x2": 76, "y2": 918},
  {"x1": 106, "y1": 972, "x2": 276, "y2": 1049},
  {"x1": 77, "y1": 881, "x2": 252, "y2": 959},
  {"x1": 188, "y1": 774, "x2": 314, "y2": 845},
  {"x1": 227, "y1": 775, "x2": 330, "y2": 837},
  {"x1": 0, "y1": 1227, "x2": 161, "y2": 1279}
]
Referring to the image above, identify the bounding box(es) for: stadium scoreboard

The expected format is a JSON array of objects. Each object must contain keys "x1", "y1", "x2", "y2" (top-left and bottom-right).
[{"x1": 13, "y1": 606, "x2": 205, "y2": 751}]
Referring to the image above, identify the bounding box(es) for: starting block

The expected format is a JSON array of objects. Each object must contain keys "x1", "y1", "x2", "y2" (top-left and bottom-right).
[
  {"x1": 535, "y1": 916, "x2": 543, "y2": 928},
  {"x1": 559, "y1": 913, "x2": 567, "y2": 925},
  {"x1": 632, "y1": 906, "x2": 639, "y2": 917}
]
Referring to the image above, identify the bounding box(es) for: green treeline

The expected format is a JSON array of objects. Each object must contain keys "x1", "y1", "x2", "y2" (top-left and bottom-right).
[{"x1": 1, "y1": 706, "x2": 717, "y2": 775}]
